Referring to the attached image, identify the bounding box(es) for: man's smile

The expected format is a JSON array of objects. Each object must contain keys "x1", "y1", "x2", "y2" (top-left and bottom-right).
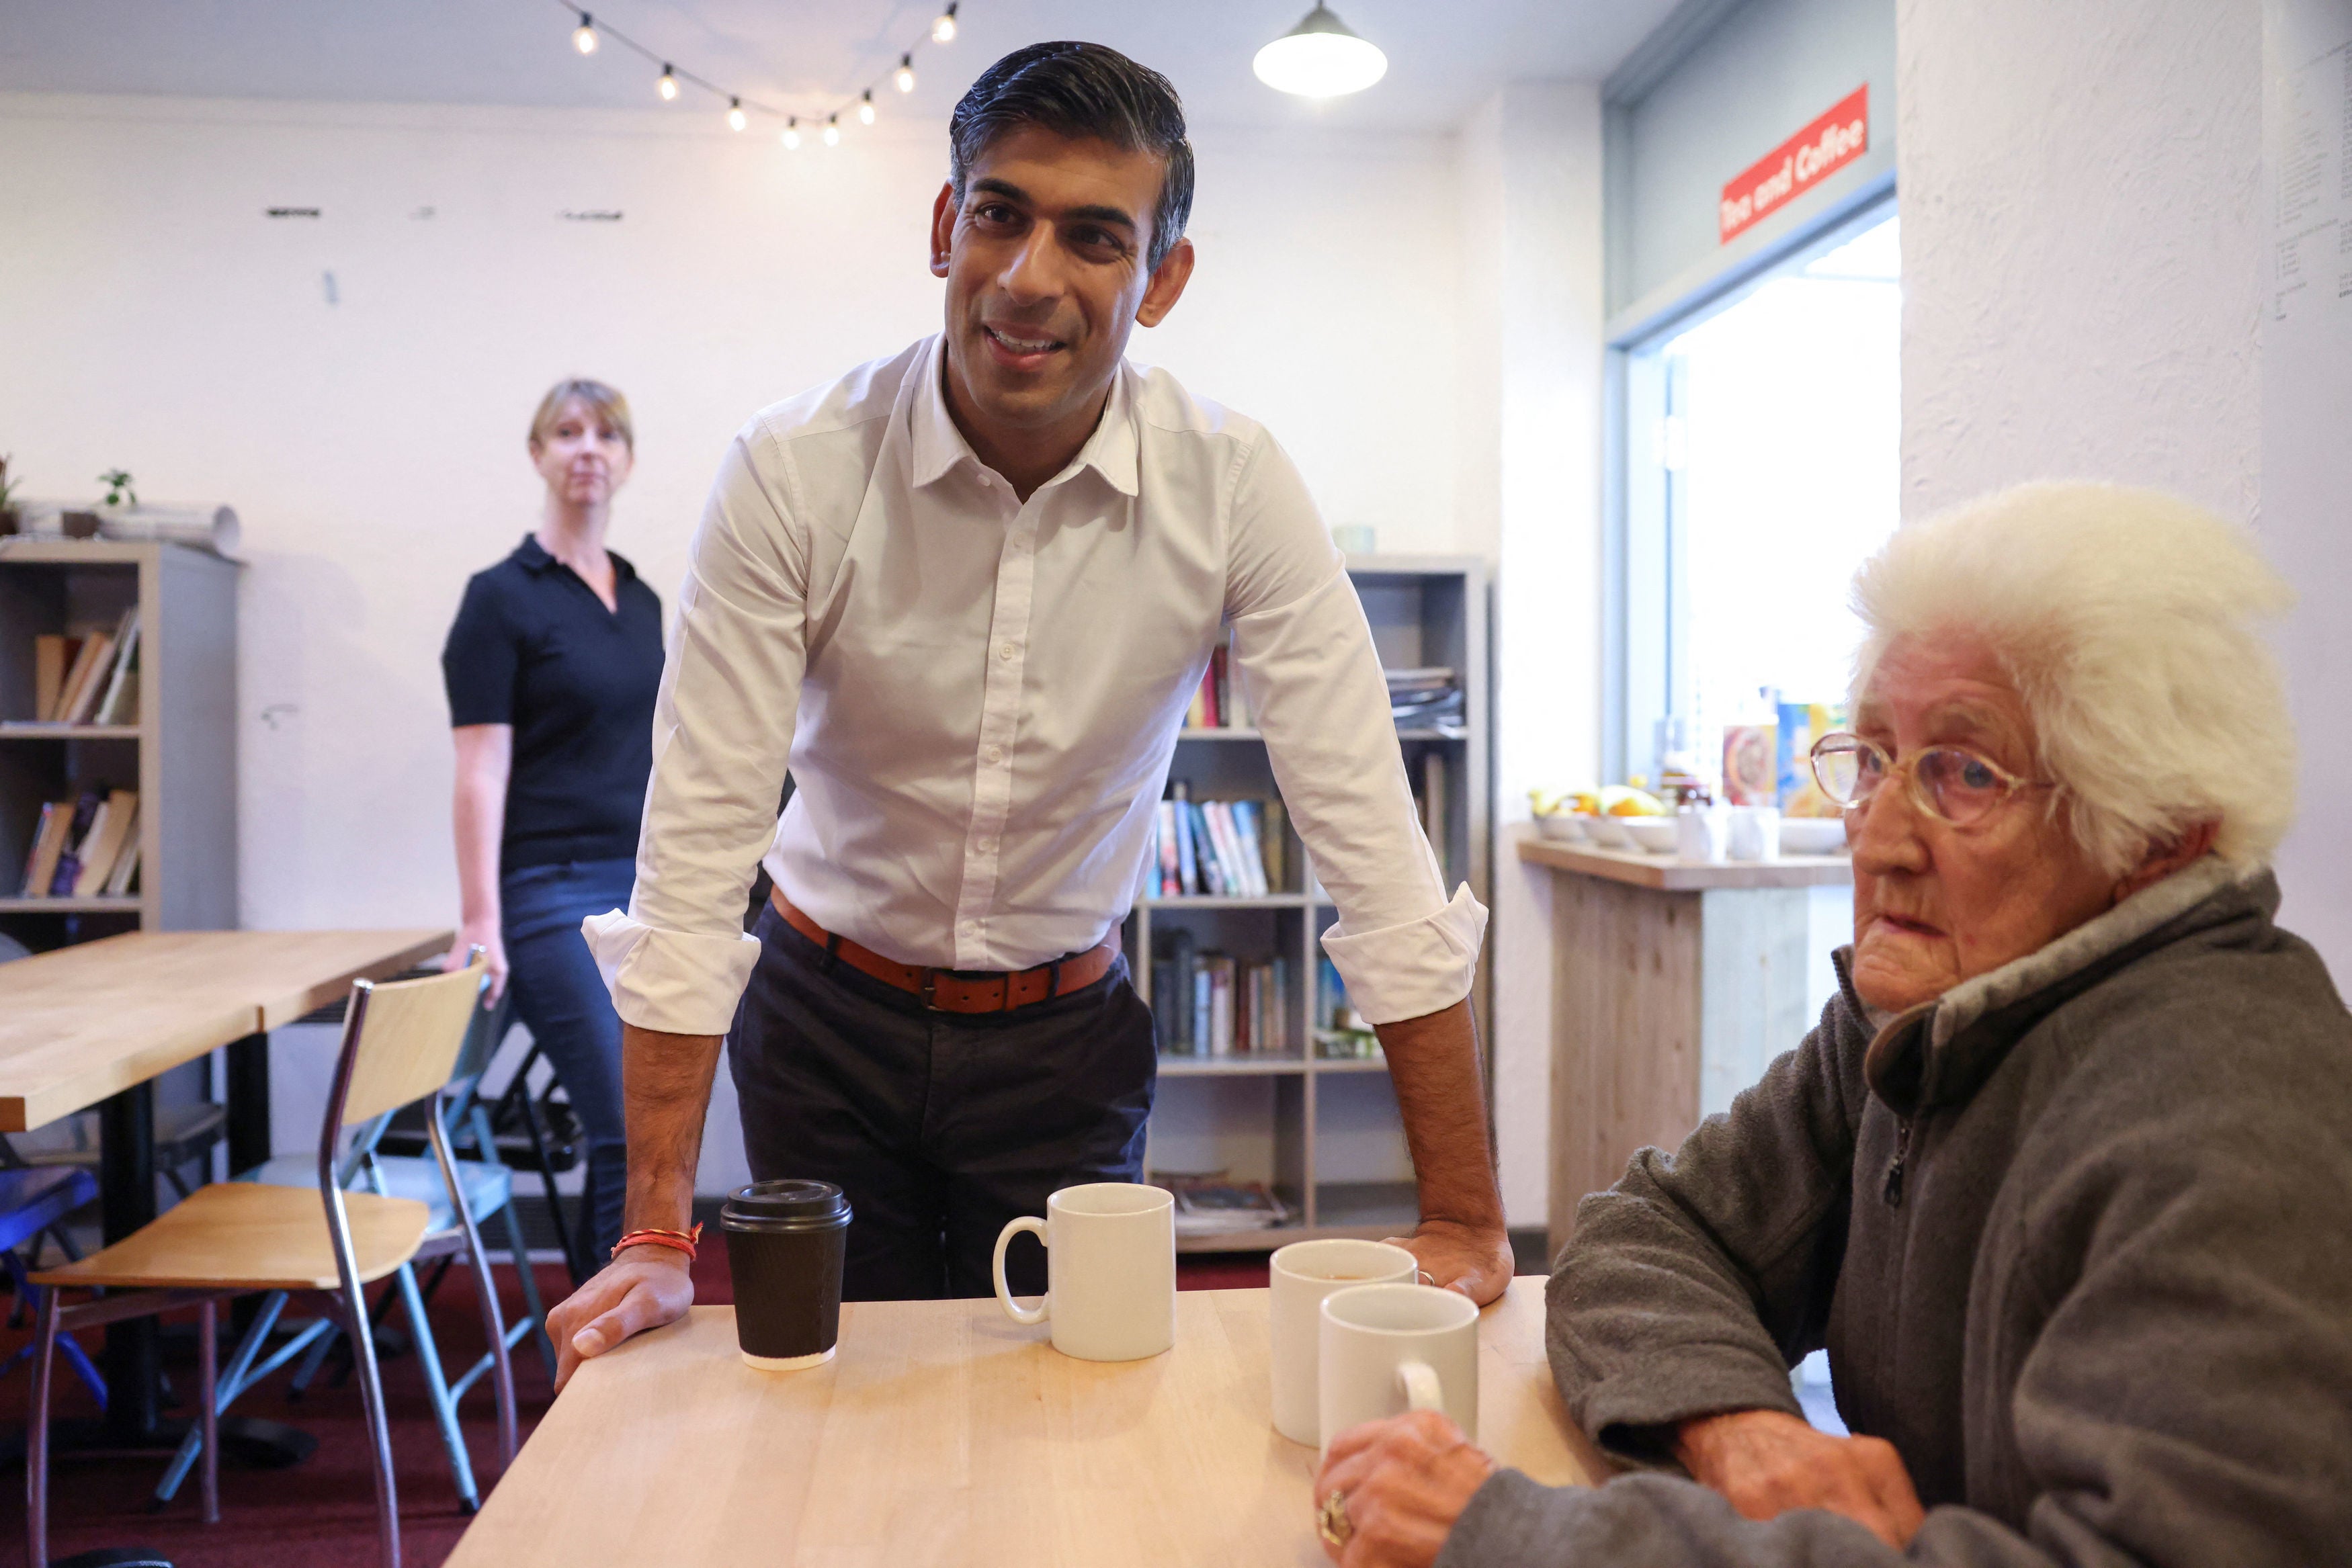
[{"x1": 982, "y1": 322, "x2": 1067, "y2": 368}]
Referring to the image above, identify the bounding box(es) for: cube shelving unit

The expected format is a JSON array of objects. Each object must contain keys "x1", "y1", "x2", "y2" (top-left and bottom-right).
[
  {"x1": 1135, "y1": 555, "x2": 1490, "y2": 1252},
  {"x1": 0, "y1": 537, "x2": 239, "y2": 953}
]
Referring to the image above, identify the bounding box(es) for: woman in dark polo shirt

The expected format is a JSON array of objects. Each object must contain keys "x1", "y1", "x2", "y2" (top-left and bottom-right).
[{"x1": 442, "y1": 378, "x2": 664, "y2": 1270}]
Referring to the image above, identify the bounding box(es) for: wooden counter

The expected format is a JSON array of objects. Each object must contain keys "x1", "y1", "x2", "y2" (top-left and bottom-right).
[{"x1": 1519, "y1": 835, "x2": 1851, "y2": 1263}]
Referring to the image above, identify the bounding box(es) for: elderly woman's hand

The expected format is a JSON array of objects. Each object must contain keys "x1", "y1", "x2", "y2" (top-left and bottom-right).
[
  {"x1": 1313, "y1": 1409, "x2": 1497, "y2": 1568},
  {"x1": 1675, "y1": 1408, "x2": 1924, "y2": 1549}
]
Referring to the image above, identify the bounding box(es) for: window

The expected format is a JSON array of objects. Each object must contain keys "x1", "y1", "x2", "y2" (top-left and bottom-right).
[{"x1": 1620, "y1": 210, "x2": 1901, "y2": 791}]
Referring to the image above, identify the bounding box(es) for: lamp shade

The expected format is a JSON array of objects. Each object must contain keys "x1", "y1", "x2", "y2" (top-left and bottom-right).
[{"x1": 1253, "y1": 3, "x2": 1388, "y2": 98}]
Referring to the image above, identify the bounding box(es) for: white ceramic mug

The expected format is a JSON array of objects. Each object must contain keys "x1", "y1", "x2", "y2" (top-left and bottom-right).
[
  {"x1": 1269, "y1": 1239, "x2": 1419, "y2": 1444},
  {"x1": 992, "y1": 1182, "x2": 1176, "y2": 1362},
  {"x1": 1318, "y1": 1282, "x2": 1479, "y2": 1454},
  {"x1": 1727, "y1": 804, "x2": 1781, "y2": 861}
]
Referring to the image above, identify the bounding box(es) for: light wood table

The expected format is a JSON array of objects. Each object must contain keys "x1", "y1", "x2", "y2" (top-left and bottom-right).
[
  {"x1": 1519, "y1": 836, "x2": 1853, "y2": 1263},
  {"x1": 0, "y1": 928, "x2": 450, "y2": 1446},
  {"x1": 451, "y1": 1277, "x2": 1601, "y2": 1567}
]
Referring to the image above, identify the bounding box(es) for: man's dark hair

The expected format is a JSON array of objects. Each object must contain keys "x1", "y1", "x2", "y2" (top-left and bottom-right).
[{"x1": 948, "y1": 42, "x2": 1195, "y2": 272}]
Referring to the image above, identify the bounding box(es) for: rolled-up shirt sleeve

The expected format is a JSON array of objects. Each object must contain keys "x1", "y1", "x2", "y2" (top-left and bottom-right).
[
  {"x1": 1224, "y1": 433, "x2": 1486, "y2": 1025},
  {"x1": 583, "y1": 420, "x2": 810, "y2": 1036}
]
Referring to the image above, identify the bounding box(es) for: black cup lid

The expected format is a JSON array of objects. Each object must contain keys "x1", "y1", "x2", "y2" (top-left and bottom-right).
[{"x1": 722, "y1": 1179, "x2": 849, "y2": 1228}]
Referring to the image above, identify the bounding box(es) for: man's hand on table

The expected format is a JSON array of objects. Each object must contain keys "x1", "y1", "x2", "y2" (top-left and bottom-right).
[
  {"x1": 1384, "y1": 1219, "x2": 1513, "y2": 1307},
  {"x1": 546, "y1": 1247, "x2": 696, "y2": 1392},
  {"x1": 1675, "y1": 1407, "x2": 1925, "y2": 1549},
  {"x1": 1314, "y1": 1409, "x2": 1497, "y2": 1568}
]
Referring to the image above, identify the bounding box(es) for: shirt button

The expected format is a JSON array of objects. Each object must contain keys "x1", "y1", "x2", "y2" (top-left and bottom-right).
[
  {"x1": 999, "y1": 642, "x2": 1016, "y2": 660},
  {"x1": 985, "y1": 746, "x2": 1004, "y2": 765},
  {"x1": 978, "y1": 838, "x2": 996, "y2": 854}
]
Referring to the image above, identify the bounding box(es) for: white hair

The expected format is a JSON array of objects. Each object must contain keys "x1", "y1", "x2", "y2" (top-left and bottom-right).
[{"x1": 1849, "y1": 481, "x2": 2296, "y2": 876}]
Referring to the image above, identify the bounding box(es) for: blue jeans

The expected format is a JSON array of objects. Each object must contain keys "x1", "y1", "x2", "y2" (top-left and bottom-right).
[{"x1": 501, "y1": 857, "x2": 635, "y2": 1266}]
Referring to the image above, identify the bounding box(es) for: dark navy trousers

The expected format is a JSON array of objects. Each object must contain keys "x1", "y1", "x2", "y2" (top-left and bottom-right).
[{"x1": 727, "y1": 904, "x2": 1157, "y2": 1301}]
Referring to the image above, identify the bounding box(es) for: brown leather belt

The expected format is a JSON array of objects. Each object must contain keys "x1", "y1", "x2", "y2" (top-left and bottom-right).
[{"x1": 771, "y1": 889, "x2": 1120, "y2": 1013}]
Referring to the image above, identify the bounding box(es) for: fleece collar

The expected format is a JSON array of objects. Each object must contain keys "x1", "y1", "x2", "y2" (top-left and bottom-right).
[{"x1": 1856, "y1": 856, "x2": 2273, "y2": 1117}]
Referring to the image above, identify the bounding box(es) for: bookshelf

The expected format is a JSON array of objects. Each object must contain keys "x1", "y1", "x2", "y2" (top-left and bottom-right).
[
  {"x1": 0, "y1": 538, "x2": 239, "y2": 954},
  {"x1": 1135, "y1": 556, "x2": 1490, "y2": 1252}
]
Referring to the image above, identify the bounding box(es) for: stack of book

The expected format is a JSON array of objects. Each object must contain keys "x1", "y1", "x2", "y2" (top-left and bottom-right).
[
  {"x1": 1314, "y1": 955, "x2": 1381, "y2": 1060},
  {"x1": 1387, "y1": 666, "x2": 1464, "y2": 736},
  {"x1": 17, "y1": 788, "x2": 140, "y2": 899},
  {"x1": 1161, "y1": 1175, "x2": 1292, "y2": 1237},
  {"x1": 1151, "y1": 926, "x2": 1292, "y2": 1057},
  {"x1": 16, "y1": 607, "x2": 141, "y2": 727},
  {"x1": 1185, "y1": 644, "x2": 1252, "y2": 730},
  {"x1": 1145, "y1": 783, "x2": 1286, "y2": 898}
]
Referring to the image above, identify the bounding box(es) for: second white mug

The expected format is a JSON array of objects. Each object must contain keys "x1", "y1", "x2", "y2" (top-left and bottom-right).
[
  {"x1": 991, "y1": 1181, "x2": 1175, "y2": 1362},
  {"x1": 1318, "y1": 1282, "x2": 1480, "y2": 1454},
  {"x1": 1269, "y1": 1238, "x2": 1419, "y2": 1444}
]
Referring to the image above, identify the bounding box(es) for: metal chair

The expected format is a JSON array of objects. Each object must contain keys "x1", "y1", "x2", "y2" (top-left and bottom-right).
[
  {"x1": 26, "y1": 957, "x2": 512, "y2": 1568},
  {"x1": 0, "y1": 1166, "x2": 103, "y2": 1402}
]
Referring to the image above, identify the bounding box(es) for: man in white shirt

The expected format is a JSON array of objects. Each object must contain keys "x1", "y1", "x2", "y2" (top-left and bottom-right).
[{"x1": 550, "y1": 42, "x2": 1509, "y2": 1382}]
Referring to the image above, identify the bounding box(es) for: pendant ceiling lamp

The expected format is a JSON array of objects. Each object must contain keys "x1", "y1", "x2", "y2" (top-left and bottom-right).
[{"x1": 1252, "y1": 3, "x2": 1388, "y2": 98}]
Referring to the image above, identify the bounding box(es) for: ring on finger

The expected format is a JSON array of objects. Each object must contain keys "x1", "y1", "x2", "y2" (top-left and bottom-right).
[
  {"x1": 1316, "y1": 1488, "x2": 1354, "y2": 1548},
  {"x1": 1415, "y1": 1268, "x2": 1435, "y2": 1287}
]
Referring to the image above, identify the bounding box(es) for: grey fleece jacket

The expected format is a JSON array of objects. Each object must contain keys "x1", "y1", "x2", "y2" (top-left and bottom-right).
[{"x1": 1439, "y1": 859, "x2": 2352, "y2": 1567}]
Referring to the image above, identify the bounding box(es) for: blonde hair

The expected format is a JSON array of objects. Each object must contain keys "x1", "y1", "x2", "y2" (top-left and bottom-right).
[
  {"x1": 1849, "y1": 482, "x2": 2296, "y2": 875},
  {"x1": 528, "y1": 378, "x2": 633, "y2": 452}
]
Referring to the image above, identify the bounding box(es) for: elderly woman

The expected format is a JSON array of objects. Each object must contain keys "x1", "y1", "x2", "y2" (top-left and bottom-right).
[{"x1": 1314, "y1": 482, "x2": 2352, "y2": 1567}]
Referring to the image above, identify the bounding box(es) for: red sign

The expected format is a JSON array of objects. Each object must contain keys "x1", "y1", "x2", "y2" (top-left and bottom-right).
[{"x1": 1718, "y1": 86, "x2": 1870, "y2": 244}]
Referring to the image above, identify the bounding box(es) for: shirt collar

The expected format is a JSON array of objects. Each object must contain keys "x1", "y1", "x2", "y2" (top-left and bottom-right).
[
  {"x1": 909, "y1": 334, "x2": 1141, "y2": 499},
  {"x1": 512, "y1": 532, "x2": 637, "y2": 584}
]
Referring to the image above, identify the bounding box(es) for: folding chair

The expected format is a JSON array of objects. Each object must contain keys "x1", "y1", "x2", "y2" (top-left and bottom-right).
[{"x1": 26, "y1": 957, "x2": 512, "y2": 1568}]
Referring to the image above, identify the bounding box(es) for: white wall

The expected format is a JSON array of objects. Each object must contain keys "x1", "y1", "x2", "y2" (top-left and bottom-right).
[
  {"x1": 0, "y1": 91, "x2": 1471, "y2": 1191},
  {"x1": 1458, "y1": 84, "x2": 1607, "y2": 1230},
  {"x1": 1896, "y1": 0, "x2": 2264, "y2": 522}
]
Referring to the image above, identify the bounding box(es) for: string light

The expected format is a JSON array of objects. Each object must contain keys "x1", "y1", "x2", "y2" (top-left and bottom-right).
[{"x1": 547, "y1": 0, "x2": 961, "y2": 146}]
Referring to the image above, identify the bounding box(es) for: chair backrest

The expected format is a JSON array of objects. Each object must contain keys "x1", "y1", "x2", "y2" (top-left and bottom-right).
[{"x1": 330, "y1": 960, "x2": 490, "y2": 1131}]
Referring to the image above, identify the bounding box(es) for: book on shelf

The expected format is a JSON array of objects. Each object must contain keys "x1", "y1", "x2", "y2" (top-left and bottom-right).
[
  {"x1": 1183, "y1": 643, "x2": 1253, "y2": 731},
  {"x1": 1411, "y1": 750, "x2": 1450, "y2": 885},
  {"x1": 23, "y1": 607, "x2": 139, "y2": 727},
  {"x1": 1142, "y1": 787, "x2": 1287, "y2": 898},
  {"x1": 1152, "y1": 937, "x2": 1290, "y2": 1057},
  {"x1": 1314, "y1": 955, "x2": 1382, "y2": 1060},
  {"x1": 15, "y1": 789, "x2": 140, "y2": 898},
  {"x1": 1161, "y1": 1176, "x2": 1292, "y2": 1235},
  {"x1": 1387, "y1": 665, "x2": 1465, "y2": 736},
  {"x1": 33, "y1": 634, "x2": 74, "y2": 721},
  {"x1": 50, "y1": 631, "x2": 114, "y2": 725},
  {"x1": 91, "y1": 615, "x2": 140, "y2": 725}
]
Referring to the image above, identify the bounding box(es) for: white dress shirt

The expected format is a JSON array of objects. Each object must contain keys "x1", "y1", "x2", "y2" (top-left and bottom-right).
[{"x1": 585, "y1": 335, "x2": 1485, "y2": 1037}]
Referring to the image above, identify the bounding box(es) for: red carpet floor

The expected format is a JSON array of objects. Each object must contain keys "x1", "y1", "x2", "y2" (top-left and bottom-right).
[{"x1": 0, "y1": 1247, "x2": 1269, "y2": 1566}]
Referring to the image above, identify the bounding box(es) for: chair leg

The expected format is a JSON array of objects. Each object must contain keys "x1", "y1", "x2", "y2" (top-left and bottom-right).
[
  {"x1": 338, "y1": 1282, "x2": 402, "y2": 1568},
  {"x1": 499, "y1": 1198, "x2": 558, "y2": 1380},
  {"x1": 392, "y1": 1260, "x2": 479, "y2": 1511},
  {"x1": 28, "y1": 1286, "x2": 60, "y2": 1568},
  {"x1": 198, "y1": 1298, "x2": 220, "y2": 1524},
  {"x1": 463, "y1": 1212, "x2": 521, "y2": 1468}
]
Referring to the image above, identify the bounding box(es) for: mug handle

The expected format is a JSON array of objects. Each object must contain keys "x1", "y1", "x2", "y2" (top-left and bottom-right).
[
  {"x1": 993, "y1": 1216, "x2": 1048, "y2": 1325},
  {"x1": 1396, "y1": 1360, "x2": 1442, "y2": 1413}
]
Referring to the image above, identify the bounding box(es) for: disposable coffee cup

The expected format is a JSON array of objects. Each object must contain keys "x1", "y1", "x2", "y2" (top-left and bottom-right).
[{"x1": 721, "y1": 1179, "x2": 851, "y2": 1371}]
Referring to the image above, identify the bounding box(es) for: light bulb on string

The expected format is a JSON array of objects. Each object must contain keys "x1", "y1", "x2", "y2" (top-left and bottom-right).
[
  {"x1": 823, "y1": 116, "x2": 841, "y2": 147},
  {"x1": 727, "y1": 97, "x2": 747, "y2": 132},
  {"x1": 782, "y1": 119, "x2": 802, "y2": 150},
  {"x1": 657, "y1": 64, "x2": 679, "y2": 101},
  {"x1": 857, "y1": 91, "x2": 877, "y2": 126},
  {"x1": 894, "y1": 54, "x2": 917, "y2": 93},
  {"x1": 572, "y1": 11, "x2": 598, "y2": 53},
  {"x1": 931, "y1": 3, "x2": 958, "y2": 44},
  {"x1": 1252, "y1": 3, "x2": 1388, "y2": 98}
]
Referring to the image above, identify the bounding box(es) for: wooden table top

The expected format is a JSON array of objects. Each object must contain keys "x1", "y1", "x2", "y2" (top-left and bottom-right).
[
  {"x1": 450, "y1": 1276, "x2": 1601, "y2": 1568},
  {"x1": 1518, "y1": 834, "x2": 1855, "y2": 891},
  {"x1": 0, "y1": 928, "x2": 451, "y2": 1131}
]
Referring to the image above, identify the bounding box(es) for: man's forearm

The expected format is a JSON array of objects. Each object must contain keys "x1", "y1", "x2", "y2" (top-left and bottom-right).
[
  {"x1": 1376, "y1": 998, "x2": 1505, "y2": 1231},
  {"x1": 620, "y1": 1021, "x2": 724, "y2": 1234}
]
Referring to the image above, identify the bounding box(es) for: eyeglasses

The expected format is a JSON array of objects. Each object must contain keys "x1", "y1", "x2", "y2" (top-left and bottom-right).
[{"x1": 1808, "y1": 732, "x2": 2054, "y2": 828}]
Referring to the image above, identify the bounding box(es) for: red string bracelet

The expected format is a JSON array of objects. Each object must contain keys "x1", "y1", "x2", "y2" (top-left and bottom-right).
[{"x1": 612, "y1": 1223, "x2": 702, "y2": 1262}]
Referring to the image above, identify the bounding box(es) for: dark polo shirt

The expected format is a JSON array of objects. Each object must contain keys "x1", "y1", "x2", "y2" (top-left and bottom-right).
[{"x1": 442, "y1": 535, "x2": 665, "y2": 874}]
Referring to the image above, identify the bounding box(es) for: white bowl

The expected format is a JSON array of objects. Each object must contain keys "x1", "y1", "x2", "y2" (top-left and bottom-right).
[
  {"x1": 1622, "y1": 819, "x2": 1677, "y2": 854},
  {"x1": 1779, "y1": 817, "x2": 1848, "y2": 855},
  {"x1": 1534, "y1": 813, "x2": 1586, "y2": 842},
  {"x1": 1584, "y1": 816, "x2": 1632, "y2": 849}
]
